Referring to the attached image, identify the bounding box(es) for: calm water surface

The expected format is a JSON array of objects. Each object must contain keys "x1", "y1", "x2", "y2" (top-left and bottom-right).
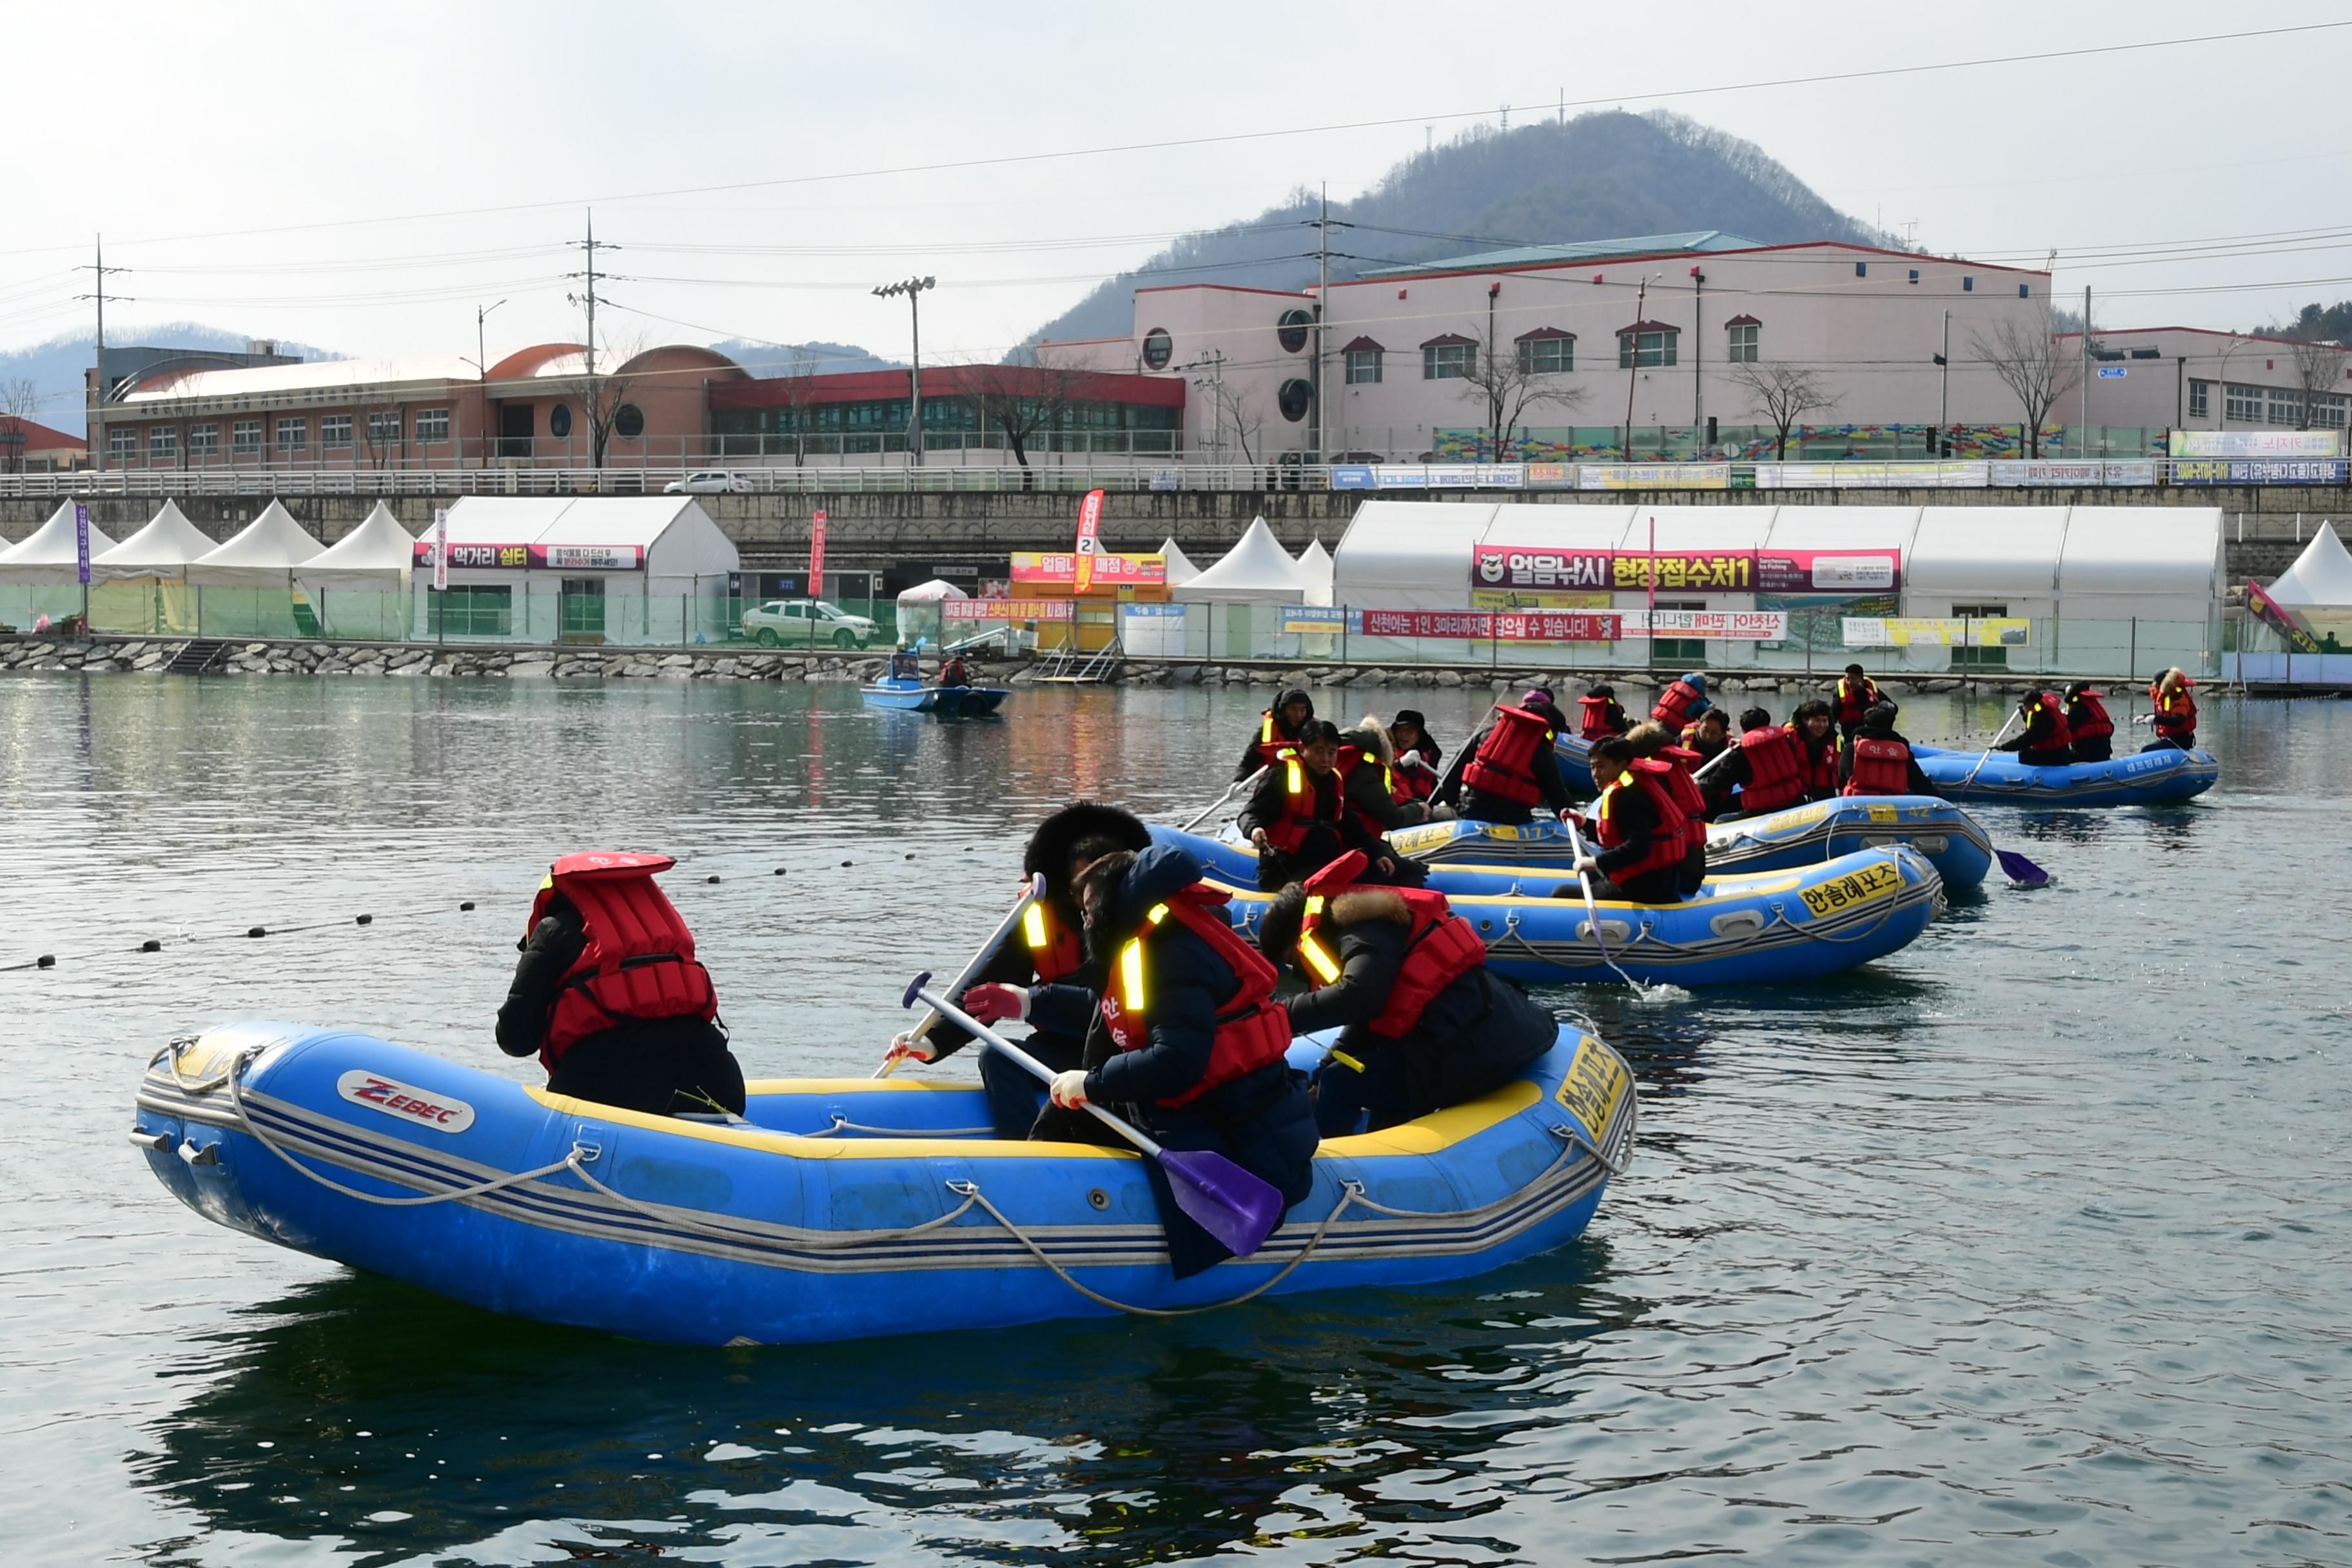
[{"x1": 1, "y1": 674, "x2": 2346, "y2": 1567}]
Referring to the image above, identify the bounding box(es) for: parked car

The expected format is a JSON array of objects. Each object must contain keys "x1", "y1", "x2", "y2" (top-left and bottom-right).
[
  {"x1": 741, "y1": 598, "x2": 880, "y2": 649},
  {"x1": 665, "y1": 471, "x2": 753, "y2": 495}
]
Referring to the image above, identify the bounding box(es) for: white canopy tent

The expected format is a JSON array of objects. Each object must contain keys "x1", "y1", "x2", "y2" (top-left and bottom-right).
[
  {"x1": 894, "y1": 578, "x2": 969, "y2": 605},
  {"x1": 0, "y1": 501, "x2": 115, "y2": 583},
  {"x1": 1157, "y1": 536, "x2": 1202, "y2": 587},
  {"x1": 1295, "y1": 538, "x2": 1335, "y2": 605},
  {"x1": 188, "y1": 500, "x2": 326, "y2": 586},
  {"x1": 90, "y1": 502, "x2": 215, "y2": 581},
  {"x1": 894, "y1": 577, "x2": 968, "y2": 647},
  {"x1": 2265, "y1": 522, "x2": 2352, "y2": 609},
  {"x1": 1173, "y1": 516, "x2": 1313, "y2": 605},
  {"x1": 298, "y1": 502, "x2": 415, "y2": 591}
]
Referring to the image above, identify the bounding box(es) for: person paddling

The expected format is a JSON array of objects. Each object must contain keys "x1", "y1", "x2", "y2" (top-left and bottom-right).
[
  {"x1": 1436, "y1": 689, "x2": 1577, "y2": 825},
  {"x1": 496, "y1": 852, "x2": 744, "y2": 1117},
  {"x1": 1558, "y1": 737, "x2": 1694, "y2": 905},
  {"x1": 1994, "y1": 690, "x2": 2075, "y2": 766},
  {"x1": 2063, "y1": 682, "x2": 2114, "y2": 761},
  {"x1": 1257, "y1": 850, "x2": 1554, "y2": 1137},
  {"x1": 2144, "y1": 669, "x2": 2198, "y2": 752}
]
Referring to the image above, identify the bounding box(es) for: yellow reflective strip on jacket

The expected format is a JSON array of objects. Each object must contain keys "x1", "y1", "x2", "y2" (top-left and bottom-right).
[
  {"x1": 1147, "y1": 903, "x2": 1170, "y2": 925},
  {"x1": 1598, "y1": 770, "x2": 1634, "y2": 823},
  {"x1": 1118, "y1": 937, "x2": 1146, "y2": 1011},
  {"x1": 1285, "y1": 758, "x2": 1304, "y2": 794},
  {"x1": 1022, "y1": 903, "x2": 1048, "y2": 950},
  {"x1": 1260, "y1": 711, "x2": 1277, "y2": 743},
  {"x1": 1304, "y1": 894, "x2": 1325, "y2": 921},
  {"x1": 1299, "y1": 931, "x2": 1342, "y2": 985}
]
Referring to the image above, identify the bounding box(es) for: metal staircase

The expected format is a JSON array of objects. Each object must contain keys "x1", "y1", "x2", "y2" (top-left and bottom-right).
[
  {"x1": 162, "y1": 638, "x2": 230, "y2": 675},
  {"x1": 1023, "y1": 632, "x2": 1122, "y2": 685}
]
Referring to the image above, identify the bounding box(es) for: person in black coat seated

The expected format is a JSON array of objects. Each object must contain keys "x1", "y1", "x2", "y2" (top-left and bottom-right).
[
  {"x1": 1235, "y1": 687, "x2": 1316, "y2": 781},
  {"x1": 1434, "y1": 690, "x2": 1578, "y2": 825},
  {"x1": 1993, "y1": 691, "x2": 2075, "y2": 766},
  {"x1": 884, "y1": 801, "x2": 1150, "y2": 1137},
  {"x1": 1034, "y1": 843, "x2": 1320, "y2": 1278},
  {"x1": 1558, "y1": 736, "x2": 1690, "y2": 904},
  {"x1": 1238, "y1": 718, "x2": 1410, "y2": 891},
  {"x1": 496, "y1": 864, "x2": 745, "y2": 1117},
  {"x1": 1836, "y1": 702, "x2": 1944, "y2": 798},
  {"x1": 1257, "y1": 852, "x2": 1558, "y2": 1138}
]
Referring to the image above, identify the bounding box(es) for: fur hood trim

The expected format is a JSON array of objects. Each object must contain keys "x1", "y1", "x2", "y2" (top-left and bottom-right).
[{"x1": 1329, "y1": 888, "x2": 1410, "y2": 926}]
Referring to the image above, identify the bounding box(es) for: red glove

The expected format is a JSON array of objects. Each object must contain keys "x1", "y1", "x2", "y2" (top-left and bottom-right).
[{"x1": 961, "y1": 983, "x2": 1030, "y2": 1024}]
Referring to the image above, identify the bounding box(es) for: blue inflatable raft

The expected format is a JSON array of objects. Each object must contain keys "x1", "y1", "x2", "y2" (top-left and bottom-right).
[
  {"x1": 1213, "y1": 845, "x2": 1943, "y2": 986},
  {"x1": 1157, "y1": 795, "x2": 1991, "y2": 894},
  {"x1": 133, "y1": 1019, "x2": 1634, "y2": 1347},
  {"x1": 1910, "y1": 743, "x2": 2217, "y2": 807}
]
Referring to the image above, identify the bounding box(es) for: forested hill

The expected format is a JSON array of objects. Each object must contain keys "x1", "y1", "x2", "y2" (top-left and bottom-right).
[{"x1": 1026, "y1": 110, "x2": 1888, "y2": 347}]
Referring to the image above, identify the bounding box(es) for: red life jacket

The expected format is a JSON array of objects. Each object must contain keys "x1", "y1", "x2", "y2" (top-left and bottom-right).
[
  {"x1": 527, "y1": 852, "x2": 717, "y2": 1070},
  {"x1": 1021, "y1": 898, "x2": 1086, "y2": 983},
  {"x1": 2028, "y1": 692, "x2": 2074, "y2": 751},
  {"x1": 1250, "y1": 708, "x2": 1302, "y2": 770},
  {"x1": 1651, "y1": 749, "x2": 1710, "y2": 823},
  {"x1": 1595, "y1": 760, "x2": 1689, "y2": 882},
  {"x1": 1797, "y1": 729, "x2": 1842, "y2": 796},
  {"x1": 2067, "y1": 690, "x2": 2114, "y2": 743},
  {"x1": 1099, "y1": 885, "x2": 1292, "y2": 1108},
  {"x1": 2150, "y1": 680, "x2": 2197, "y2": 739},
  {"x1": 1834, "y1": 675, "x2": 1882, "y2": 726},
  {"x1": 1578, "y1": 694, "x2": 1624, "y2": 741},
  {"x1": 1333, "y1": 747, "x2": 1392, "y2": 837},
  {"x1": 1391, "y1": 749, "x2": 1437, "y2": 805},
  {"x1": 1297, "y1": 852, "x2": 1487, "y2": 1041},
  {"x1": 1736, "y1": 725, "x2": 1806, "y2": 813},
  {"x1": 1651, "y1": 678, "x2": 1705, "y2": 729},
  {"x1": 1841, "y1": 736, "x2": 1912, "y2": 796},
  {"x1": 1259, "y1": 756, "x2": 1340, "y2": 851},
  {"x1": 1462, "y1": 705, "x2": 1551, "y2": 805}
]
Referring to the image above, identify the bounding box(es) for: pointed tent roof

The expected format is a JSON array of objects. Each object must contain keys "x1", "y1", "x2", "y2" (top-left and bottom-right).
[
  {"x1": 1295, "y1": 536, "x2": 1335, "y2": 606},
  {"x1": 187, "y1": 499, "x2": 325, "y2": 585},
  {"x1": 1157, "y1": 536, "x2": 1201, "y2": 587},
  {"x1": 0, "y1": 501, "x2": 115, "y2": 584},
  {"x1": 1171, "y1": 516, "x2": 1311, "y2": 605},
  {"x1": 298, "y1": 501, "x2": 416, "y2": 590},
  {"x1": 895, "y1": 577, "x2": 970, "y2": 605},
  {"x1": 90, "y1": 501, "x2": 219, "y2": 580},
  {"x1": 2266, "y1": 522, "x2": 2352, "y2": 609}
]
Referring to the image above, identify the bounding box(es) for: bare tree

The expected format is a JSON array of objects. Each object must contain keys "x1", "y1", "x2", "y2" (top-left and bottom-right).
[
  {"x1": 1970, "y1": 312, "x2": 2078, "y2": 458},
  {"x1": 356, "y1": 362, "x2": 405, "y2": 471},
  {"x1": 1453, "y1": 325, "x2": 1588, "y2": 460},
  {"x1": 1, "y1": 378, "x2": 37, "y2": 473},
  {"x1": 766, "y1": 346, "x2": 823, "y2": 466},
  {"x1": 1727, "y1": 359, "x2": 1838, "y2": 460},
  {"x1": 566, "y1": 329, "x2": 649, "y2": 469},
  {"x1": 2288, "y1": 336, "x2": 2344, "y2": 431},
  {"x1": 953, "y1": 349, "x2": 1108, "y2": 486}
]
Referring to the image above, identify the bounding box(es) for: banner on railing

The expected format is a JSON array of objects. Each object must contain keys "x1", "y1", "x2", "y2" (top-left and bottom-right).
[
  {"x1": 1332, "y1": 464, "x2": 1529, "y2": 491},
  {"x1": 1011, "y1": 551, "x2": 1164, "y2": 587},
  {"x1": 943, "y1": 598, "x2": 1073, "y2": 622},
  {"x1": 1278, "y1": 606, "x2": 1362, "y2": 633},
  {"x1": 1578, "y1": 463, "x2": 1731, "y2": 490},
  {"x1": 2170, "y1": 429, "x2": 2342, "y2": 458},
  {"x1": 1988, "y1": 459, "x2": 2159, "y2": 487},
  {"x1": 1756, "y1": 461, "x2": 1988, "y2": 489},
  {"x1": 413, "y1": 540, "x2": 644, "y2": 571},
  {"x1": 1619, "y1": 609, "x2": 1788, "y2": 639},
  {"x1": 2171, "y1": 458, "x2": 2349, "y2": 485},
  {"x1": 1362, "y1": 608, "x2": 1621, "y2": 642},
  {"x1": 1843, "y1": 616, "x2": 2032, "y2": 648}
]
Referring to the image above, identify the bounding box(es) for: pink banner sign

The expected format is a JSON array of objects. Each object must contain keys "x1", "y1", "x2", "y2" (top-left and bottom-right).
[
  {"x1": 1754, "y1": 548, "x2": 1901, "y2": 594},
  {"x1": 1362, "y1": 609, "x2": 1621, "y2": 642},
  {"x1": 1473, "y1": 544, "x2": 1612, "y2": 591},
  {"x1": 942, "y1": 598, "x2": 1073, "y2": 622}
]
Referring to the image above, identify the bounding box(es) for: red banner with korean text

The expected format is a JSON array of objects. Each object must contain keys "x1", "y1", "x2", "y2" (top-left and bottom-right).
[
  {"x1": 1362, "y1": 609, "x2": 1621, "y2": 642},
  {"x1": 1071, "y1": 489, "x2": 1106, "y2": 594},
  {"x1": 808, "y1": 509, "x2": 828, "y2": 593}
]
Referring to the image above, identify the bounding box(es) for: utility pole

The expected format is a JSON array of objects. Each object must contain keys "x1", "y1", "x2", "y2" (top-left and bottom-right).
[
  {"x1": 1938, "y1": 308, "x2": 1951, "y2": 444},
  {"x1": 1623, "y1": 275, "x2": 1649, "y2": 461},
  {"x1": 565, "y1": 211, "x2": 618, "y2": 465},
  {"x1": 1487, "y1": 280, "x2": 1502, "y2": 458},
  {"x1": 872, "y1": 275, "x2": 936, "y2": 464},
  {"x1": 2080, "y1": 284, "x2": 2092, "y2": 459},
  {"x1": 1316, "y1": 183, "x2": 1329, "y2": 465},
  {"x1": 76, "y1": 236, "x2": 129, "y2": 473},
  {"x1": 1186, "y1": 351, "x2": 1227, "y2": 465},
  {"x1": 1692, "y1": 268, "x2": 1705, "y2": 444}
]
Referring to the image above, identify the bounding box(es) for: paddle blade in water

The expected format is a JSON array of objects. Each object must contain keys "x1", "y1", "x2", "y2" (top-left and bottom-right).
[
  {"x1": 1996, "y1": 848, "x2": 2050, "y2": 887},
  {"x1": 1156, "y1": 1148, "x2": 1285, "y2": 1259}
]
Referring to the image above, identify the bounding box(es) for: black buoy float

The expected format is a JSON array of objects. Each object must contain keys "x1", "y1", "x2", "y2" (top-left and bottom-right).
[
  {"x1": 707, "y1": 875, "x2": 720, "y2": 884},
  {"x1": 841, "y1": 859, "x2": 852, "y2": 867},
  {"x1": 248, "y1": 926, "x2": 267, "y2": 939},
  {"x1": 140, "y1": 939, "x2": 162, "y2": 953},
  {"x1": 459, "y1": 901, "x2": 475, "y2": 912},
  {"x1": 355, "y1": 914, "x2": 373, "y2": 926},
  {"x1": 36, "y1": 954, "x2": 55, "y2": 968},
  {"x1": 773, "y1": 867, "x2": 787, "y2": 876}
]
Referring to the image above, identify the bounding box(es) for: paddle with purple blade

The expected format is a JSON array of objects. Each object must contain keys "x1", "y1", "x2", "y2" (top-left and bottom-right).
[{"x1": 902, "y1": 972, "x2": 1285, "y2": 1259}]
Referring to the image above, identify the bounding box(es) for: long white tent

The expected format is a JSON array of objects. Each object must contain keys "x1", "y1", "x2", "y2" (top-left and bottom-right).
[
  {"x1": 1173, "y1": 516, "x2": 1311, "y2": 605},
  {"x1": 0, "y1": 501, "x2": 115, "y2": 583},
  {"x1": 188, "y1": 500, "x2": 325, "y2": 585},
  {"x1": 90, "y1": 502, "x2": 216, "y2": 581}
]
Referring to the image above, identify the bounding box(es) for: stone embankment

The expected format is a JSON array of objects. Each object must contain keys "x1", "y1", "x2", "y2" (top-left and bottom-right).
[{"x1": 1106, "y1": 661, "x2": 1977, "y2": 695}]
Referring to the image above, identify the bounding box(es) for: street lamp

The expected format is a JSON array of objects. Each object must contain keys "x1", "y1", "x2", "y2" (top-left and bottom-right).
[
  {"x1": 470, "y1": 299, "x2": 507, "y2": 469},
  {"x1": 873, "y1": 275, "x2": 936, "y2": 466},
  {"x1": 2215, "y1": 334, "x2": 2255, "y2": 432}
]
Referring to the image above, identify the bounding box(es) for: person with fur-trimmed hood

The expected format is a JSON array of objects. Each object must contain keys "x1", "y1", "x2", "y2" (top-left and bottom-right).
[
  {"x1": 1037, "y1": 842, "x2": 1320, "y2": 1277},
  {"x1": 1257, "y1": 850, "x2": 1558, "y2": 1137},
  {"x1": 884, "y1": 801, "x2": 1150, "y2": 1137}
]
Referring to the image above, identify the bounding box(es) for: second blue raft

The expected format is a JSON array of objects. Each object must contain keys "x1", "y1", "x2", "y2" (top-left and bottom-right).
[{"x1": 1910, "y1": 743, "x2": 2216, "y2": 806}]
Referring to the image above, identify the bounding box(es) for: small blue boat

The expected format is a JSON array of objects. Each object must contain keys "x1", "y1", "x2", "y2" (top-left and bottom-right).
[
  {"x1": 860, "y1": 676, "x2": 1010, "y2": 717},
  {"x1": 1155, "y1": 794, "x2": 1992, "y2": 892},
  {"x1": 1555, "y1": 733, "x2": 1596, "y2": 794},
  {"x1": 1213, "y1": 846, "x2": 1943, "y2": 987},
  {"x1": 133, "y1": 1019, "x2": 1634, "y2": 1346},
  {"x1": 1910, "y1": 743, "x2": 2217, "y2": 807}
]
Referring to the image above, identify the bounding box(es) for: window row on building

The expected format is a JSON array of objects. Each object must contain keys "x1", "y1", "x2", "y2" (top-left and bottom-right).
[
  {"x1": 711, "y1": 395, "x2": 1179, "y2": 437},
  {"x1": 110, "y1": 407, "x2": 453, "y2": 460},
  {"x1": 1338, "y1": 318, "x2": 1772, "y2": 386},
  {"x1": 2186, "y1": 380, "x2": 2350, "y2": 428}
]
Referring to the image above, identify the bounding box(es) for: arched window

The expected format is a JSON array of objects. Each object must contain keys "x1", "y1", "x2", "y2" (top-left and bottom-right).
[{"x1": 1724, "y1": 315, "x2": 1760, "y2": 364}]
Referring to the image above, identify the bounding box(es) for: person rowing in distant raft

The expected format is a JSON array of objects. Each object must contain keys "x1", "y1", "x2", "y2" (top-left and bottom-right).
[
  {"x1": 883, "y1": 802, "x2": 1150, "y2": 1137},
  {"x1": 1560, "y1": 736, "x2": 1696, "y2": 905},
  {"x1": 1680, "y1": 707, "x2": 1732, "y2": 773},
  {"x1": 1578, "y1": 683, "x2": 1631, "y2": 741},
  {"x1": 1257, "y1": 850, "x2": 1555, "y2": 1139},
  {"x1": 1994, "y1": 690, "x2": 2075, "y2": 766},
  {"x1": 2063, "y1": 681, "x2": 2114, "y2": 762},
  {"x1": 496, "y1": 852, "x2": 745, "y2": 1117},
  {"x1": 1831, "y1": 663, "x2": 1884, "y2": 743},
  {"x1": 1337, "y1": 718, "x2": 1436, "y2": 841},
  {"x1": 2144, "y1": 669, "x2": 2197, "y2": 752}
]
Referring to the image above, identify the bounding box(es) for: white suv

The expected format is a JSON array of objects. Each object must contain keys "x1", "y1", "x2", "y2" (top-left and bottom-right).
[
  {"x1": 741, "y1": 598, "x2": 879, "y2": 649},
  {"x1": 665, "y1": 471, "x2": 753, "y2": 495}
]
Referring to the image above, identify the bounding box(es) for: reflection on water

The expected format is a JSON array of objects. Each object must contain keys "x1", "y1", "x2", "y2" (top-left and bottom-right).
[{"x1": 2, "y1": 679, "x2": 2347, "y2": 1565}]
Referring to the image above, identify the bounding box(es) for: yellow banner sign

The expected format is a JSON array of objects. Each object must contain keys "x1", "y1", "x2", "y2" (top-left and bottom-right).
[{"x1": 1799, "y1": 858, "x2": 1905, "y2": 918}]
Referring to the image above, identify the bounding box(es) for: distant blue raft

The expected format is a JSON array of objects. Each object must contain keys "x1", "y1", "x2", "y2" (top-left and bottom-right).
[
  {"x1": 1214, "y1": 846, "x2": 1943, "y2": 987},
  {"x1": 1154, "y1": 794, "x2": 1992, "y2": 892},
  {"x1": 132, "y1": 1019, "x2": 1634, "y2": 1348},
  {"x1": 861, "y1": 676, "x2": 1009, "y2": 716},
  {"x1": 1910, "y1": 743, "x2": 2217, "y2": 807}
]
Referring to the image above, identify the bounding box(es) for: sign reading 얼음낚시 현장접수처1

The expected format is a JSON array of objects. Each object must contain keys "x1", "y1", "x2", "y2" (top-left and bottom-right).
[{"x1": 1471, "y1": 545, "x2": 1899, "y2": 596}]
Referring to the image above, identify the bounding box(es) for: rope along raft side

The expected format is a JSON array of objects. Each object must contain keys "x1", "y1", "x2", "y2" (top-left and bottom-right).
[{"x1": 131, "y1": 1019, "x2": 1634, "y2": 1346}]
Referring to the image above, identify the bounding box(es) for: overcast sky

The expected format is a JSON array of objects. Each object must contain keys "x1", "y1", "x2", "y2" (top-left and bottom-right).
[{"x1": 5, "y1": 0, "x2": 2346, "y2": 375}]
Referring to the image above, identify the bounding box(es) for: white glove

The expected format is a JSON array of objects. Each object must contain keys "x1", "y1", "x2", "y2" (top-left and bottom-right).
[
  {"x1": 1571, "y1": 855, "x2": 1599, "y2": 877},
  {"x1": 1049, "y1": 1070, "x2": 1092, "y2": 1109},
  {"x1": 883, "y1": 1030, "x2": 937, "y2": 1066}
]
